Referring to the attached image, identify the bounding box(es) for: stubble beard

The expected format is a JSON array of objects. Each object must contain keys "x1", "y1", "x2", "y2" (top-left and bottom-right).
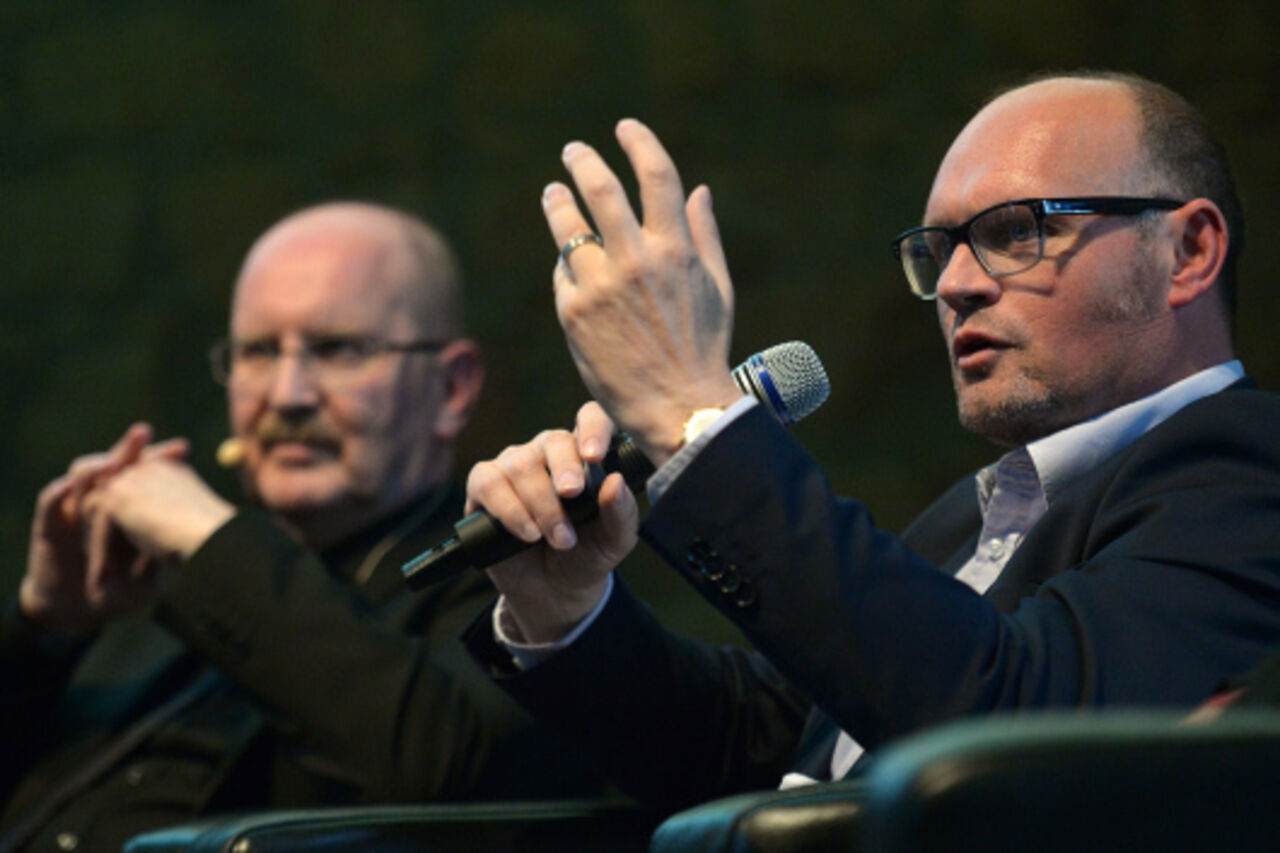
[{"x1": 955, "y1": 370, "x2": 1065, "y2": 448}]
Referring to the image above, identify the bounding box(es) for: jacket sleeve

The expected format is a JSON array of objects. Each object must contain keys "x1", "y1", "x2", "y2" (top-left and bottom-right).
[
  {"x1": 153, "y1": 510, "x2": 593, "y2": 802},
  {"x1": 0, "y1": 602, "x2": 92, "y2": 800},
  {"x1": 462, "y1": 578, "x2": 810, "y2": 812},
  {"x1": 640, "y1": 394, "x2": 1280, "y2": 750}
]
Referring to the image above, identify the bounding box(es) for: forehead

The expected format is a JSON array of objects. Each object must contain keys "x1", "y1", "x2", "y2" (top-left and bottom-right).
[
  {"x1": 230, "y1": 220, "x2": 418, "y2": 338},
  {"x1": 925, "y1": 80, "x2": 1145, "y2": 223}
]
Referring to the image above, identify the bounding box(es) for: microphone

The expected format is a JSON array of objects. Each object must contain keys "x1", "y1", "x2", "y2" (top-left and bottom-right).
[{"x1": 402, "y1": 341, "x2": 830, "y2": 589}]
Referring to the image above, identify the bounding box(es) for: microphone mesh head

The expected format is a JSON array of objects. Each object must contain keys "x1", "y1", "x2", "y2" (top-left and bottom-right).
[{"x1": 751, "y1": 341, "x2": 830, "y2": 423}]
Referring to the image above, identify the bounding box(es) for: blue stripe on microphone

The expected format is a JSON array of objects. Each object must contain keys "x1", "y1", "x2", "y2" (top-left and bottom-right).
[{"x1": 750, "y1": 353, "x2": 793, "y2": 426}]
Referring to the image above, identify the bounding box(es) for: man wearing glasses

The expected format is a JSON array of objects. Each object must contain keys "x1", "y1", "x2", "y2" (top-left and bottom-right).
[
  {"x1": 461, "y1": 72, "x2": 1280, "y2": 808},
  {"x1": 2, "y1": 203, "x2": 597, "y2": 852}
]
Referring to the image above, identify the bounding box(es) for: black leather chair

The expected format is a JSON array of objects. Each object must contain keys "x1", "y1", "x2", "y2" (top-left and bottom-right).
[
  {"x1": 123, "y1": 799, "x2": 658, "y2": 853},
  {"x1": 650, "y1": 709, "x2": 1280, "y2": 852},
  {"x1": 125, "y1": 710, "x2": 1280, "y2": 852}
]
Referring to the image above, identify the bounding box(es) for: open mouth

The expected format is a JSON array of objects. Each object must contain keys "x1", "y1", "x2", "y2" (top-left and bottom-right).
[{"x1": 952, "y1": 329, "x2": 1010, "y2": 370}]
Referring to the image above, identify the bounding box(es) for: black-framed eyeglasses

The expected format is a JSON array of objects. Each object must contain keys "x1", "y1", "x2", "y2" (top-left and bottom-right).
[
  {"x1": 891, "y1": 196, "x2": 1185, "y2": 300},
  {"x1": 208, "y1": 335, "x2": 450, "y2": 386}
]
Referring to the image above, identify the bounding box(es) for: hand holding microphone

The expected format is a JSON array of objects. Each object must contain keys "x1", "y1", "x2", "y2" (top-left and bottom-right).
[{"x1": 403, "y1": 342, "x2": 828, "y2": 589}]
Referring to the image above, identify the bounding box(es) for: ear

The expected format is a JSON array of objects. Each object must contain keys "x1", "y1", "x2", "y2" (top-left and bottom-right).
[
  {"x1": 1165, "y1": 198, "x2": 1229, "y2": 310},
  {"x1": 430, "y1": 339, "x2": 485, "y2": 441}
]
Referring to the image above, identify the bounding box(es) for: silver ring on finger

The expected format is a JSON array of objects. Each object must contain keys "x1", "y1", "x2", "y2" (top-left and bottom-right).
[{"x1": 558, "y1": 233, "x2": 603, "y2": 270}]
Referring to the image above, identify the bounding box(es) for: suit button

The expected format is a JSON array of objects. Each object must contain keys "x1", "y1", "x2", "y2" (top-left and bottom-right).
[
  {"x1": 718, "y1": 565, "x2": 741, "y2": 594},
  {"x1": 687, "y1": 539, "x2": 712, "y2": 570},
  {"x1": 56, "y1": 833, "x2": 79, "y2": 851},
  {"x1": 701, "y1": 552, "x2": 726, "y2": 582}
]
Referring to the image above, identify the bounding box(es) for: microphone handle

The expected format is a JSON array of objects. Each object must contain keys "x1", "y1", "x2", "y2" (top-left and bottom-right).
[{"x1": 402, "y1": 435, "x2": 654, "y2": 589}]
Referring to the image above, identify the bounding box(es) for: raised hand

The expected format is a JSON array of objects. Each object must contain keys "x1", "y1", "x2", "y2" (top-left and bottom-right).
[
  {"x1": 88, "y1": 456, "x2": 236, "y2": 568},
  {"x1": 543, "y1": 119, "x2": 743, "y2": 468},
  {"x1": 20, "y1": 424, "x2": 188, "y2": 635}
]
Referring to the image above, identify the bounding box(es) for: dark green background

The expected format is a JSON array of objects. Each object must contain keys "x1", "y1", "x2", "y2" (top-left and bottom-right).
[{"x1": 3, "y1": 1, "x2": 1278, "y2": 640}]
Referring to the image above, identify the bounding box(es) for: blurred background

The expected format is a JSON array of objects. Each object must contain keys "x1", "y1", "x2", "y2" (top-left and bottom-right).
[{"x1": 2, "y1": 0, "x2": 1278, "y2": 641}]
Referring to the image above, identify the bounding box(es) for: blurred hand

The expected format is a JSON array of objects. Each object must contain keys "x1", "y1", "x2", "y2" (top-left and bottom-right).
[
  {"x1": 89, "y1": 456, "x2": 236, "y2": 566},
  {"x1": 543, "y1": 119, "x2": 743, "y2": 468},
  {"x1": 465, "y1": 402, "x2": 638, "y2": 643},
  {"x1": 19, "y1": 423, "x2": 189, "y2": 635}
]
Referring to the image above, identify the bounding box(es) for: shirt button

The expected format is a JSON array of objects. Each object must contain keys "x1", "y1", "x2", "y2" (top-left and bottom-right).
[{"x1": 56, "y1": 833, "x2": 79, "y2": 851}]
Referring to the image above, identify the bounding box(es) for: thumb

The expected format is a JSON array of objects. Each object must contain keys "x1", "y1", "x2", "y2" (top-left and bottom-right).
[{"x1": 593, "y1": 472, "x2": 640, "y2": 564}]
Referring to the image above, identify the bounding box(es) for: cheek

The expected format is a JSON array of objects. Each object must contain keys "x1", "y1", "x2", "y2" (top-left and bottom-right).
[
  {"x1": 936, "y1": 306, "x2": 956, "y2": 359},
  {"x1": 347, "y1": 373, "x2": 409, "y2": 426},
  {"x1": 229, "y1": 389, "x2": 258, "y2": 435},
  {"x1": 1023, "y1": 305, "x2": 1124, "y2": 394},
  {"x1": 329, "y1": 385, "x2": 406, "y2": 466},
  {"x1": 229, "y1": 393, "x2": 266, "y2": 476}
]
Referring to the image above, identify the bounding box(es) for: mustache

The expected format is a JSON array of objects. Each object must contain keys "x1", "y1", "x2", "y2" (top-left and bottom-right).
[{"x1": 253, "y1": 412, "x2": 342, "y2": 448}]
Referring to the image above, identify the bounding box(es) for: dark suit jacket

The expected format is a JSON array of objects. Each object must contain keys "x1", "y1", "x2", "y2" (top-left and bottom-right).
[
  {"x1": 465, "y1": 383, "x2": 1280, "y2": 812},
  {"x1": 2, "y1": 487, "x2": 600, "y2": 852}
]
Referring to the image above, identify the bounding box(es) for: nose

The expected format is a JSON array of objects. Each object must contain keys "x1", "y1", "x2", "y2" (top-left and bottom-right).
[
  {"x1": 935, "y1": 242, "x2": 1001, "y2": 312},
  {"x1": 266, "y1": 351, "x2": 322, "y2": 411}
]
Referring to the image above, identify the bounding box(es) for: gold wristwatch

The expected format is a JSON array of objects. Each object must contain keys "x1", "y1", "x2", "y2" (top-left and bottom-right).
[{"x1": 678, "y1": 407, "x2": 727, "y2": 451}]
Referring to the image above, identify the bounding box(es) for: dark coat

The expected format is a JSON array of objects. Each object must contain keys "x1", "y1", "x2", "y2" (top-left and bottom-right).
[
  {"x1": 467, "y1": 384, "x2": 1280, "y2": 812},
  {"x1": 3, "y1": 487, "x2": 600, "y2": 852}
]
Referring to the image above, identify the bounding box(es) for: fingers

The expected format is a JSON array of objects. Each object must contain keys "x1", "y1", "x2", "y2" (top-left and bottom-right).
[
  {"x1": 33, "y1": 472, "x2": 80, "y2": 531},
  {"x1": 557, "y1": 139, "x2": 642, "y2": 249},
  {"x1": 91, "y1": 459, "x2": 234, "y2": 561},
  {"x1": 541, "y1": 430, "x2": 588, "y2": 499},
  {"x1": 574, "y1": 401, "x2": 617, "y2": 463},
  {"x1": 687, "y1": 185, "x2": 733, "y2": 299},
  {"x1": 543, "y1": 181, "x2": 609, "y2": 285},
  {"x1": 467, "y1": 430, "x2": 586, "y2": 551},
  {"x1": 65, "y1": 426, "x2": 187, "y2": 499},
  {"x1": 142, "y1": 437, "x2": 191, "y2": 463},
  {"x1": 544, "y1": 121, "x2": 692, "y2": 277},
  {"x1": 61, "y1": 423, "x2": 155, "y2": 520},
  {"x1": 615, "y1": 118, "x2": 691, "y2": 239},
  {"x1": 83, "y1": 497, "x2": 118, "y2": 595},
  {"x1": 101, "y1": 422, "x2": 154, "y2": 474}
]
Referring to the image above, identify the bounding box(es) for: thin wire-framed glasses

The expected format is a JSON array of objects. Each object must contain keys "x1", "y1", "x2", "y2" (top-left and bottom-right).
[
  {"x1": 208, "y1": 335, "x2": 450, "y2": 387},
  {"x1": 891, "y1": 196, "x2": 1185, "y2": 300}
]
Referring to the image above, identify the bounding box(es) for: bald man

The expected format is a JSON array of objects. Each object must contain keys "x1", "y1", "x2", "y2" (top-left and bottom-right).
[
  {"x1": 1, "y1": 203, "x2": 598, "y2": 852},
  {"x1": 460, "y1": 72, "x2": 1280, "y2": 811}
]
